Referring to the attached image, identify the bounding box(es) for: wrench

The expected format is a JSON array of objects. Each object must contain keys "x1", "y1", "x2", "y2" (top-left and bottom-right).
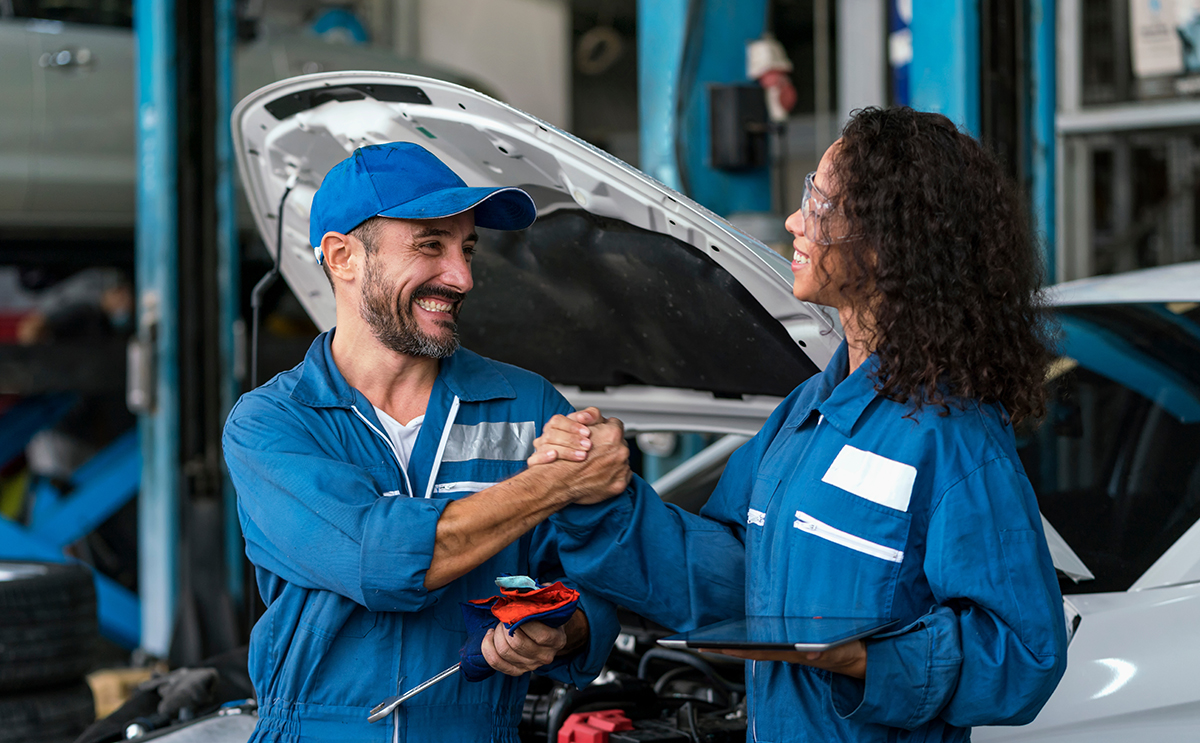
[{"x1": 367, "y1": 662, "x2": 460, "y2": 723}]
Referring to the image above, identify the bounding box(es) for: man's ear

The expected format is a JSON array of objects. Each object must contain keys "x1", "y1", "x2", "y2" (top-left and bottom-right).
[{"x1": 320, "y1": 232, "x2": 357, "y2": 285}]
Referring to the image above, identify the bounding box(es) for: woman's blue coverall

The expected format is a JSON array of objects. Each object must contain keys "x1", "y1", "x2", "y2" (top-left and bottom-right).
[{"x1": 551, "y1": 342, "x2": 1068, "y2": 742}]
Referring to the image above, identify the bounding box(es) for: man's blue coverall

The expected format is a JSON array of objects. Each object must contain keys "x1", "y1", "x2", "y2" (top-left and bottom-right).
[
  {"x1": 551, "y1": 342, "x2": 1068, "y2": 742},
  {"x1": 223, "y1": 331, "x2": 619, "y2": 743}
]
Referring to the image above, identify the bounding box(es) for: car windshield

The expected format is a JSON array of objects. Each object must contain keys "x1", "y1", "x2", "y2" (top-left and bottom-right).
[{"x1": 1017, "y1": 301, "x2": 1200, "y2": 594}]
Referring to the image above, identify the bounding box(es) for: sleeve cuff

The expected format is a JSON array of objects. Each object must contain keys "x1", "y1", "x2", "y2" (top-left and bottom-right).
[
  {"x1": 538, "y1": 592, "x2": 618, "y2": 687},
  {"x1": 550, "y1": 489, "x2": 635, "y2": 538},
  {"x1": 359, "y1": 494, "x2": 452, "y2": 612},
  {"x1": 834, "y1": 614, "x2": 961, "y2": 729}
]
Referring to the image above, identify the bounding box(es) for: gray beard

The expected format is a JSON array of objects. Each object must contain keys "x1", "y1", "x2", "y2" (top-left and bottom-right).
[{"x1": 359, "y1": 256, "x2": 460, "y2": 359}]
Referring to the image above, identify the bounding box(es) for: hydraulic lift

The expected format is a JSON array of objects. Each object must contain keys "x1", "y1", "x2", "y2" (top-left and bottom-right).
[{"x1": 131, "y1": 0, "x2": 241, "y2": 662}]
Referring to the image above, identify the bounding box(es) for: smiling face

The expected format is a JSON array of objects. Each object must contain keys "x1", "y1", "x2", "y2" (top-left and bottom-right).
[
  {"x1": 784, "y1": 140, "x2": 854, "y2": 310},
  {"x1": 355, "y1": 212, "x2": 477, "y2": 359}
]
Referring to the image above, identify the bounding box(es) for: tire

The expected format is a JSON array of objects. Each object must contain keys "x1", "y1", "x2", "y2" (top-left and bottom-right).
[
  {"x1": 0, "y1": 562, "x2": 99, "y2": 692},
  {"x1": 0, "y1": 681, "x2": 95, "y2": 743}
]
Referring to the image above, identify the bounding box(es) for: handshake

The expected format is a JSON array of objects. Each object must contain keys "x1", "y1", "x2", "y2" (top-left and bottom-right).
[{"x1": 528, "y1": 407, "x2": 632, "y2": 506}]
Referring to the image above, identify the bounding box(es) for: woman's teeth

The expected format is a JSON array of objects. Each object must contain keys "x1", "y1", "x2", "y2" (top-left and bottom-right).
[
  {"x1": 794, "y1": 251, "x2": 810, "y2": 265},
  {"x1": 415, "y1": 297, "x2": 454, "y2": 313}
]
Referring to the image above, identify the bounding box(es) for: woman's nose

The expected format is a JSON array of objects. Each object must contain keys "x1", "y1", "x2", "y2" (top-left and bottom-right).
[{"x1": 785, "y1": 207, "x2": 805, "y2": 237}]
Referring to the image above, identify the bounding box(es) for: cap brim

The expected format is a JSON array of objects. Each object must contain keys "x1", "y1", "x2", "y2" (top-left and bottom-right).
[{"x1": 377, "y1": 186, "x2": 537, "y2": 231}]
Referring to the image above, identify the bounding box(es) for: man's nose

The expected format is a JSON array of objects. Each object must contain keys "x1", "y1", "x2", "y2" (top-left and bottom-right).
[{"x1": 441, "y1": 248, "x2": 474, "y2": 293}]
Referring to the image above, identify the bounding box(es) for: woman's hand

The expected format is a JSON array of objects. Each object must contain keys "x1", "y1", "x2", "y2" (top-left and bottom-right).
[
  {"x1": 528, "y1": 407, "x2": 604, "y2": 466},
  {"x1": 699, "y1": 639, "x2": 868, "y2": 679}
]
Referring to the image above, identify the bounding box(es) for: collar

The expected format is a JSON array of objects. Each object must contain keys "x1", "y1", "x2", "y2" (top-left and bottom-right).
[
  {"x1": 289, "y1": 330, "x2": 517, "y2": 409},
  {"x1": 435, "y1": 346, "x2": 518, "y2": 402},
  {"x1": 786, "y1": 341, "x2": 882, "y2": 436}
]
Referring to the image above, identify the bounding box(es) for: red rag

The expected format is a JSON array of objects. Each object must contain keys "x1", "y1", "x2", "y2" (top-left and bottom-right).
[{"x1": 468, "y1": 581, "x2": 580, "y2": 625}]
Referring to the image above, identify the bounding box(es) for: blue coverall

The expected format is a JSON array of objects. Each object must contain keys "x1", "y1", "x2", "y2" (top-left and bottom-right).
[
  {"x1": 551, "y1": 342, "x2": 1068, "y2": 742},
  {"x1": 222, "y1": 332, "x2": 619, "y2": 743}
]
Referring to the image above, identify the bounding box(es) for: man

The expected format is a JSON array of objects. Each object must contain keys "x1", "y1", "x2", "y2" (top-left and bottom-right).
[{"x1": 222, "y1": 142, "x2": 631, "y2": 743}]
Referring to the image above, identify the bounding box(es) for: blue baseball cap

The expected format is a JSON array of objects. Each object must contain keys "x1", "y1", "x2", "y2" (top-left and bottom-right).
[{"x1": 309, "y1": 142, "x2": 537, "y2": 262}]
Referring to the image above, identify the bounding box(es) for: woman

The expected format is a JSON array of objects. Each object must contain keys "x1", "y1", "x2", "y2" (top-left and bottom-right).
[{"x1": 532, "y1": 107, "x2": 1067, "y2": 742}]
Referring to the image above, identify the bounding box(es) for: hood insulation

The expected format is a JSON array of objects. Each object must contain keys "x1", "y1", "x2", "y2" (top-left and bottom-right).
[{"x1": 460, "y1": 210, "x2": 819, "y2": 397}]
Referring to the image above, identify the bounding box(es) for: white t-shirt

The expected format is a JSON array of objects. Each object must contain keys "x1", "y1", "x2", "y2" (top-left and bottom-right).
[{"x1": 373, "y1": 407, "x2": 425, "y2": 475}]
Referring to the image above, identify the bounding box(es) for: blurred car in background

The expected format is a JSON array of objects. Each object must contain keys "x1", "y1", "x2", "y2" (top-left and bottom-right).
[{"x1": 0, "y1": 0, "x2": 481, "y2": 240}]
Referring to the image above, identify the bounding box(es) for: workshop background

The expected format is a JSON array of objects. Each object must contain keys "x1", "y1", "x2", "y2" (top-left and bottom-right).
[{"x1": 2, "y1": 0, "x2": 1200, "y2": 740}]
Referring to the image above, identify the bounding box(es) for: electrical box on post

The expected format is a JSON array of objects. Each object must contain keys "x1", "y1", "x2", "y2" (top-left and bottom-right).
[{"x1": 708, "y1": 84, "x2": 768, "y2": 171}]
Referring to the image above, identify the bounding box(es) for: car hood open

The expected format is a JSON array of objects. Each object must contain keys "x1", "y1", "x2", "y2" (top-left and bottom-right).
[{"x1": 232, "y1": 72, "x2": 839, "y2": 410}]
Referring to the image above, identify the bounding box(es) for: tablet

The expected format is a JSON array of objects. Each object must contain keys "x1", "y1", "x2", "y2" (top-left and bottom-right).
[{"x1": 657, "y1": 616, "x2": 900, "y2": 652}]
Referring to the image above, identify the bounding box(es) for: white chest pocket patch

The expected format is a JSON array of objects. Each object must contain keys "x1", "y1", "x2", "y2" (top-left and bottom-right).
[
  {"x1": 747, "y1": 508, "x2": 766, "y2": 526},
  {"x1": 821, "y1": 445, "x2": 917, "y2": 512}
]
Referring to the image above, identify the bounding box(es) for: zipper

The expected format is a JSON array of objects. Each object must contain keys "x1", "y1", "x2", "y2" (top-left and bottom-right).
[
  {"x1": 424, "y1": 396, "x2": 460, "y2": 499},
  {"x1": 792, "y1": 510, "x2": 904, "y2": 562},
  {"x1": 354, "y1": 399, "x2": 465, "y2": 743},
  {"x1": 351, "y1": 405, "x2": 414, "y2": 497},
  {"x1": 750, "y1": 660, "x2": 758, "y2": 742},
  {"x1": 755, "y1": 411, "x2": 824, "y2": 531},
  {"x1": 432, "y1": 481, "x2": 498, "y2": 495},
  {"x1": 748, "y1": 410, "x2": 823, "y2": 743},
  {"x1": 349, "y1": 406, "x2": 409, "y2": 742}
]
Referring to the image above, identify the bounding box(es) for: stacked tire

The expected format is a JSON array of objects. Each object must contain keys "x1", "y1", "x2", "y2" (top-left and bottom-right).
[{"x1": 0, "y1": 562, "x2": 99, "y2": 743}]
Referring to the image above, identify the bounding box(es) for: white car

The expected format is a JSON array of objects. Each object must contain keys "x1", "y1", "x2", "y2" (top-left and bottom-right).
[
  {"x1": 974, "y1": 262, "x2": 1200, "y2": 742},
  {"x1": 134, "y1": 72, "x2": 1200, "y2": 741},
  {"x1": 0, "y1": 1, "x2": 479, "y2": 237}
]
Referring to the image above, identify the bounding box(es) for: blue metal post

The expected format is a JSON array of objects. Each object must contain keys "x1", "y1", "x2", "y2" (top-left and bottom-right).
[
  {"x1": 1030, "y1": 0, "x2": 1057, "y2": 282},
  {"x1": 638, "y1": 0, "x2": 688, "y2": 191},
  {"x1": 909, "y1": 0, "x2": 981, "y2": 135},
  {"x1": 638, "y1": 0, "x2": 772, "y2": 214},
  {"x1": 215, "y1": 0, "x2": 243, "y2": 608},
  {"x1": 135, "y1": 0, "x2": 180, "y2": 657}
]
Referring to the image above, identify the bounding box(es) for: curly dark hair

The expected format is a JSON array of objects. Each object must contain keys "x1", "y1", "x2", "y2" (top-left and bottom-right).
[{"x1": 822, "y1": 106, "x2": 1052, "y2": 425}]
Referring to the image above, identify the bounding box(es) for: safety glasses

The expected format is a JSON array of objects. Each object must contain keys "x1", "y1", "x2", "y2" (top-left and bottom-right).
[{"x1": 799, "y1": 172, "x2": 858, "y2": 245}]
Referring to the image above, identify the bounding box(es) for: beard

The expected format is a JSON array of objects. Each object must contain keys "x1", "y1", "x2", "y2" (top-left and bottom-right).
[{"x1": 359, "y1": 254, "x2": 463, "y2": 359}]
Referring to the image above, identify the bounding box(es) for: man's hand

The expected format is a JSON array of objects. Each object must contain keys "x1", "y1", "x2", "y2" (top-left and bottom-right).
[
  {"x1": 425, "y1": 410, "x2": 628, "y2": 589},
  {"x1": 528, "y1": 407, "x2": 603, "y2": 465},
  {"x1": 527, "y1": 407, "x2": 631, "y2": 504},
  {"x1": 546, "y1": 412, "x2": 631, "y2": 505},
  {"x1": 480, "y1": 609, "x2": 590, "y2": 676},
  {"x1": 699, "y1": 639, "x2": 868, "y2": 679}
]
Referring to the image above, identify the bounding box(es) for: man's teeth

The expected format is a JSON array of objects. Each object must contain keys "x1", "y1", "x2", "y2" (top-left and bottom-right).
[
  {"x1": 794, "y1": 251, "x2": 810, "y2": 265},
  {"x1": 415, "y1": 298, "x2": 454, "y2": 312}
]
